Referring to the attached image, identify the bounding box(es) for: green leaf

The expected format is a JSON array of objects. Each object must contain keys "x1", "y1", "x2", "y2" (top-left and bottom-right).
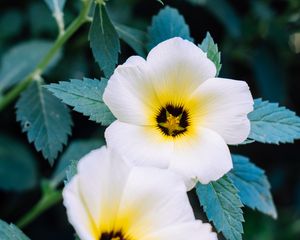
[
  {"x1": 228, "y1": 155, "x2": 277, "y2": 219},
  {"x1": 89, "y1": 4, "x2": 120, "y2": 78},
  {"x1": 51, "y1": 138, "x2": 105, "y2": 187},
  {"x1": 196, "y1": 176, "x2": 244, "y2": 240},
  {"x1": 0, "y1": 40, "x2": 61, "y2": 93},
  {"x1": 114, "y1": 23, "x2": 147, "y2": 57},
  {"x1": 44, "y1": 0, "x2": 66, "y2": 12},
  {"x1": 65, "y1": 159, "x2": 78, "y2": 183},
  {"x1": 0, "y1": 219, "x2": 30, "y2": 240},
  {"x1": 248, "y1": 99, "x2": 300, "y2": 144},
  {"x1": 147, "y1": 6, "x2": 193, "y2": 51},
  {"x1": 0, "y1": 135, "x2": 37, "y2": 191},
  {"x1": 46, "y1": 78, "x2": 115, "y2": 125},
  {"x1": 199, "y1": 32, "x2": 222, "y2": 75},
  {"x1": 16, "y1": 81, "x2": 72, "y2": 165}
]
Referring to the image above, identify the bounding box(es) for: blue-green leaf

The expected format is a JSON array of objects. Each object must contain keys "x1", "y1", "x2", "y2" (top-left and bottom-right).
[
  {"x1": 199, "y1": 32, "x2": 222, "y2": 75},
  {"x1": 196, "y1": 176, "x2": 244, "y2": 240},
  {"x1": 46, "y1": 78, "x2": 115, "y2": 125},
  {"x1": 248, "y1": 99, "x2": 300, "y2": 144},
  {"x1": 51, "y1": 138, "x2": 105, "y2": 187},
  {"x1": 0, "y1": 135, "x2": 37, "y2": 191},
  {"x1": 89, "y1": 4, "x2": 120, "y2": 78},
  {"x1": 0, "y1": 219, "x2": 30, "y2": 240},
  {"x1": 16, "y1": 81, "x2": 72, "y2": 165},
  {"x1": 228, "y1": 155, "x2": 277, "y2": 219},
  {"x1": 0, "y1": 40, "x2": 61, "y2": 92},
  {"x1": 114, "y1": 23, "x2": 147, "y2": 57},
  {"x1": 147, "y1": 6, "x2": 193, "y2": 51}
]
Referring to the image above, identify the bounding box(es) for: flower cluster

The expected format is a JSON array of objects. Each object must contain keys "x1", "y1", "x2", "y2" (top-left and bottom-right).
[{"x1": 63, "y1": 38, "x2": 253, "y2": 240}]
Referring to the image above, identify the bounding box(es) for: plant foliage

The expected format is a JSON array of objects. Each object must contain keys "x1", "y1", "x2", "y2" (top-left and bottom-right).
[
  {"x1": 46, "y1": 78, "x2": 115, "y2": 125},
  {"x1": 196, "y1": 176, "x2": 244, "y2": 240},
  {"x1": 147, "y1": 6, "x2": 193, "y2": 51},
  {"x1": 16, "y1": 81, "x2": 72, "y2": 165},
  {"x1": 228, "y1": 155, "x2": 277, "y2": 219},
  {"x1": 89, "y1": 4, "x2": 120, "y2": 78},
  {"x1": 248, "y1": 99, "x2": 300, "y2": 144}
]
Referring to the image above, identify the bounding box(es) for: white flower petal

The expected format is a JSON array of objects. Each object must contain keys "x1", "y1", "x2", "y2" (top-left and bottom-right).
[
  {"x1": 105, "y1": 120, "x2": 173, "y2": 168},
  {"x1": 141, "y1": 221, "x2": 217, "y2": 240},
  {"x1": 76, "y1": 146, "x2": 130, "y2": 233},
  {"x1": 190, "y1": 78, "x2": 254, "y2": 144},
  {"x1": 147, "y1": 37, "x2": 217, "y2": 104},
  {"x1": 63, "y1": 176, "x2": 96, "y2": 240},
  {"x1": 103, "y1": 56, "x2": 159, "y2": 125},
  {"x1": 116, "y1": 167, "x2": 196, "y2": 239},
  {"x1": 171, "y1": 127, "x2": 232, "y2": 188}
]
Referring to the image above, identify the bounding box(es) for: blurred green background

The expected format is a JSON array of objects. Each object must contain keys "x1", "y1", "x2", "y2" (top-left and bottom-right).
[{"x1": 0, "y1": 0, "x2": 300, "y2": 239}]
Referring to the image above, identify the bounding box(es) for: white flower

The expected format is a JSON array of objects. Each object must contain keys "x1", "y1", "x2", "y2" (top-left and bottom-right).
[
  {"x1": 63, "y1": 146, "x2": 217, "y2": 240},
  {"x1": 103, "y1": 37, "x2": 254, "y2": 189}
]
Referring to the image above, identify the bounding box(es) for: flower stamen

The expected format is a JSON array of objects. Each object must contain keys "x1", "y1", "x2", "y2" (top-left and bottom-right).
[{"x1": 156, "y1": 104, "x2": 189, "y2": 137}]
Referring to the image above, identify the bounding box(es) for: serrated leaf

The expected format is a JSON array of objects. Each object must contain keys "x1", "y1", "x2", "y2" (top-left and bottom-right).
[
  {"x1": 0, "y1": 40, "x2": 61, "y2": 93},
  {"x1": 16, "y1": 81, "x2": 72, "y2": 165},
  {"x1": 114, "y1": 23, "x2": 147, "y2": 57},
  {"x1": 199, "y1": 32, "x2": 222, "y2": 75},
  {"x1": 196, "y1": 176, "x2": 244, "y2": 240},
  {"x1": 248, "y1": 99, "x2": 300, "y2": 144},
  {"x1": 228, "y1": 155, "x2": 277, "y2": 219},
  {"x1": 147, "y1": 6, "x2": 193, "y2": 51},
  {"x1": 0, "y1": 219, "x2": 30, "y2": 240},
  {"x1": 0, "y1": 135, "x2": 37, "y2": 191},
  {"x1": 46, "y1": 78, "x2": 115, "y2": 125},
  {"x1": 89, "y1": 4, "x2": 120, "y2": 78},
  {"x1": 44, "y1": 0, "x2": 66, "y2": 12},
  {"x1": 51, "y1": 138, "x2": 105, "y2": 186}
]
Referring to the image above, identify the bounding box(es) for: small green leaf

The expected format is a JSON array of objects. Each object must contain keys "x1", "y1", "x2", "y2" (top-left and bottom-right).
[
  {"x1": 0, "y1": 135, "x2": 37, "y2": 191},
  {"x1": 44, "y1": 0, "x2": 66, "y2": 12},
  {"x1": 16, "y1": 81, "x2": 72, "y2": 165},
  {"x1": 228, "y1": 155, "x2": 277, "y2": 219},
  {"x1": 114, "y1": 23, "x2": 147, "y2": 57},
  {"x1": 65, "y1": 159, "x2": 78, "y2": 183},
  {"x1": 199, "y1": 32, "x2": 222, "y2": 75},
  {"x1": 46, "y1": 78, "x2": 115, "y2": 125},
  {"x1": 196, "y1": 176, "x2": 244, "y2": 240},
  {"x1": 0, "y1": 40, "x2": 61, "y2": 92},
  {"x1": 0, "y1": 219, "x2": 30, "y2": 240},
  {"x1": 248, "y1": 99, "x2": 300, "y2": 144},
  {"x1": 89, "y1": 4, "x2": 120, "y2": 78},
  {"x1": 51, "y1": 138, "x2": 105, "y2": 186},
  {"x1": 147, "y1": 6, "x2": 193, "y2": 51}
]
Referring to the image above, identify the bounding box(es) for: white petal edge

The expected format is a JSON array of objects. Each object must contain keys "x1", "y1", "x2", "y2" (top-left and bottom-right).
[
  {"x1": 147, "y1": 37, "x2": 217, "y2": 101},
  {"x1": 63, "y1": 176, "x2": 96, "y2": 240},
  {"x1": 105, "y1": 120, "x2": 173, "y2": 168},
  {"x1": 117, "y1": 167, "x2": 196, "y2": 239},
  {"x1": 141, "y1": 221, "x2": 217, "y2": 240},
  {"x1": 190, "y1": 78, "x2": 254, "y2": 145},
  {"x1": 103, "y1": 56, "x2": 158, "y2": 126},
  {"x1": 171, "y1": 127, "x2": 233, "y2": 189},
  {"x1": 75, "y1": 146, "x2": 131, "y2": 234}
]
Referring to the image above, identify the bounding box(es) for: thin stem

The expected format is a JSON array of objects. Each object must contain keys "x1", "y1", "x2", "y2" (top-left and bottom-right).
[
  {"x1": 0, "y1": 0, "x2": 92, "y2": 112},
  {"x1": 16, "y1": 190, "x2": 62, "y2": 229}
]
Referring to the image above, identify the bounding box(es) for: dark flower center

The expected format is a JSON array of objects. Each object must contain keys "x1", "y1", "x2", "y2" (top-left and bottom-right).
[
  {"x1": 156, "y1": 104, "x2": 189, "y2": 137},
  {"x1": 100, "y1": 231, "x2": 128, "y2": 240}
]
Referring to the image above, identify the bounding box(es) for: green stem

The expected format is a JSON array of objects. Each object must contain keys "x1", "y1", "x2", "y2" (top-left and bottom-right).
[
  {"x1": 16, "y1": 190, "x2": 62, "y2": 229},
  {"x1": 0, "y1": 0, "x2": 92, "y2": 112}
]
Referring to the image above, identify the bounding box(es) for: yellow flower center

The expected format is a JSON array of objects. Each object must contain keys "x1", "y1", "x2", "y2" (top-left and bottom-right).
[{"x1": 156, "y1": 104, "x2": 189, "y2": 137}]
